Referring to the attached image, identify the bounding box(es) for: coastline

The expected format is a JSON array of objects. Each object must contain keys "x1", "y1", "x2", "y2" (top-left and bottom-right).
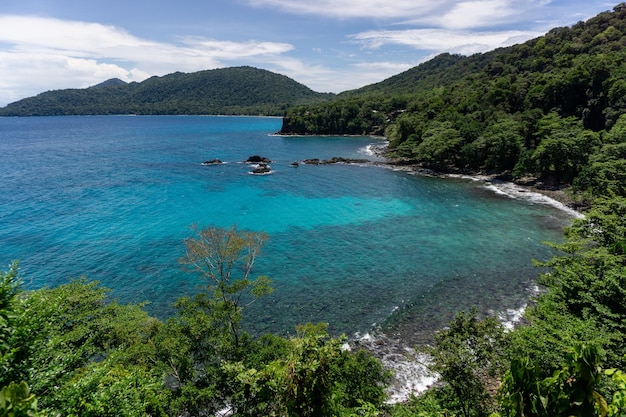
[
  {"x1": 367, "y1": 141, "x2": 586, "y2": 219},
  {"x1": 360, "y1": 144, "x2": 586, "y2": 403}
]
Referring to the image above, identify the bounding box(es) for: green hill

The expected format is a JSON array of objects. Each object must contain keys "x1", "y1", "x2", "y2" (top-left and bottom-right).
[
  {"x1": 0, "y1": 66, "x2": 334, "y2": 116},
  {"x1": 279, "y1": 3, "x2": 626, "y2": 195},
  {"x1": 337, "y1": 52, "x2": 478, "y2": 98}
]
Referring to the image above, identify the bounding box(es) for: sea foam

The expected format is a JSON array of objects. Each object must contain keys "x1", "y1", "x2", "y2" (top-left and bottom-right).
[{"x1": 350, "y1": 332, "x2": 438, "y2": 404}]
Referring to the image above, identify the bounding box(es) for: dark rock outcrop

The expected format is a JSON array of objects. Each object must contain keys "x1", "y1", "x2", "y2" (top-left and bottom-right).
[
  {"x1": 245, "y1": 155, "x2": 271, "y2": 163},
  {"x1": 250, "y1": 163, "x2": 272, "y2": 175}
]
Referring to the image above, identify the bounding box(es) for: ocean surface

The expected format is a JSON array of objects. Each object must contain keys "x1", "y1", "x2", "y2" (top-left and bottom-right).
[{"x1": 0, "y1": 115, "x2": 572, "y2": 340}]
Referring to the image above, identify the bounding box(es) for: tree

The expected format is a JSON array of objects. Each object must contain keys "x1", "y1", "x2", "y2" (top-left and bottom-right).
[
  {"x1": 497, "y1": 344, "x2": 614, "y2": 417},
  {"x1": 0, "y1": 279, "x2": 168, "y2": 416},
  {"x1": 425, "y1": 310, "x2": 509, "y2": 417},
  {"x1": 162, "y1": 226, "x2": 275, "y2": 415},
  {"x1": 179, "y1": 225, "x2": 273, "y2": 349},
  {"x1": 0, "y1": 381, "x2": 41, "y2": 417},
  {"x1": 414, "y1": 121, "x2": 464, "y2": 168},
  {"x1": 530, "y1": 114, "x2": 601, "y2": 182},
  {"x1": 0, "y1": 262, "x2": 20, "y2": 382},
  {"x1": 222, "y1": 323, "x2": 389, "y2": 416}
]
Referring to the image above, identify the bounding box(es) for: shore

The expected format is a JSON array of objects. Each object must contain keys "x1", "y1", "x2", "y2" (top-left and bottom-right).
[
  {"x1": 366, "y1": 140, "x2": 586, "y2": 218},
  {"x1": 359, "y1": 146, "x2": 586, "y2": 402}
]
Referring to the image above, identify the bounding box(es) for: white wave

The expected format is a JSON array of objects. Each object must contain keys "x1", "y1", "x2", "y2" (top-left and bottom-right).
[
  {"x1": 485, "y1": 181, "x2": 584, "y2": 219},
  {"x1": 358, "y1": 144, "x2": 375, "y2": 156},
  {"x1": 358, "y1": 142, "x2": 389, "y2": 160},
  {"x1": 350, "y1": 332, "x2": 438, "y2": 404},
  {"x1": 446, "y1": 174, "x2": 584, "y2": 219},
  {"x1": 496, "y1": 305, "x2": 527, "y2": 331}
]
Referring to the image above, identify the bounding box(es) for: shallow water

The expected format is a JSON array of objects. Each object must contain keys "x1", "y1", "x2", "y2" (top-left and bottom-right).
[{"x1": 0, "y1": 115, "x2": 572, "y2": 337}]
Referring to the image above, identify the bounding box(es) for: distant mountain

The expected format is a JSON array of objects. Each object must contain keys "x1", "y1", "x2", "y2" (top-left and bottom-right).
[
  {"x1": 89, "y1": 78, "x2": 128, "y2": 89},
  {"x1": 0, "y1": 66, "x2": 334, "y2": 116}
]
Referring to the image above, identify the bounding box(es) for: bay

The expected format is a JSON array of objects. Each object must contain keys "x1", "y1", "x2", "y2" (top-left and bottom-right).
[{"x1": 0, "y1": 115, "x2": 571, "y2": 338}]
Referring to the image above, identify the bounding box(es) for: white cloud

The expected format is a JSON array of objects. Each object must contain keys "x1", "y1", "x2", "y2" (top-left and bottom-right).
[
  {"x1": 351, "y1": 28, "x2": 542, "y2": 55},
  {"x1": 438, "y1": 0, "x2": 517, "y2": 29},
  {"x1": 247, "y1": 0, "x2": 557, "y2": 29},
  {"x1": 264, "y1": 57, "x2": 416, "y2": 93},
  {"x1": 0, "y1": 15, "x2": 295, "y2": 106},
  {"x1": 180, "y1": 37, "x2": 293, "y2": 59},
  {"x1": 247, "y1": 0, "x2": 440, "y2": 19}
]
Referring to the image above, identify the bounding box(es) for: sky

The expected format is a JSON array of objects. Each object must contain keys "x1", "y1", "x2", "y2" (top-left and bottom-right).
[{"x1": 0, "y1": 0, "x2": 618, "y2": 107}]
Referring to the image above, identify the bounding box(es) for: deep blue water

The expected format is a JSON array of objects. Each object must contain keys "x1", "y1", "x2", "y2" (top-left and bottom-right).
[{"x1": 0, "y1": 115, "x2": 571, "y2": 337}]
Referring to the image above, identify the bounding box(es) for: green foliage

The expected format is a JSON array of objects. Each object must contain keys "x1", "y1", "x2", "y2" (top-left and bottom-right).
[
  {"x1": 531, "y1": 197, "x2": 626, "y2": 369},
  {"x1": 179, "y1": 224, "x2": 273, "y2": 349},
  {"x1": 280, "y1": 95, "x2": 396, "y2": 136},
  {"x1": 387, "y1": 390, "x2": 452, "y2": 417},
  {"x1": 605, "y1": 369, "x2": 626, "y2": 416},
  {"x1": 499, "y1": 193, "x2": 626, "y2": 416},
  {"x1": 529, "y1": 114, "x2": 600, "y2": 182},
  {"x1": 498, "y1": 343, "x2": 608, "y2": 417},
  {"x1": 54, "y1": 359, "x2": 169, "y2": 417},
  {"x1": 461, "y1": 118, "x2": 523, "y2": 172},
  {"x1": 414, "y1": 121, "x2": 464, "y2": 168},
  {"x1": 574, "y1": 116, "x2": 626, "y2": 198},
  {"x1": 222, "y1": 323, "x2": 389, "y2": 416},
  {"x1": 0, "y1": 262, "x2": 20, "y2": 370},
  {"x1": 0, "y1": 381, "x2": 40, "y2": 417},
  {"x1": 2, "y1": 279, "x2": 166, "y2": 414},
  {"x1": 424, "y1": 310, "x2": 509, "y2": 417}
]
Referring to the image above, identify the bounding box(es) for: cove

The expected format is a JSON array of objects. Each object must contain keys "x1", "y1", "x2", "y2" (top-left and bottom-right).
[{"x1": 0, "y1": 115, "x2": 572, "y2": 338}]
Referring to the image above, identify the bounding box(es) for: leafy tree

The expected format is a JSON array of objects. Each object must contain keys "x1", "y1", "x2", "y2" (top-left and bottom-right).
[
  {"x1": 152, "y1": 225, "x2": 276, "y2": 415},
  {"x1": 54, "y1": 358, "x2": 170, "y2": 417},
  {"x1": 535, "y1": 197, "x2": 626, "y2": 369},
  {"x1": 414, "y1": 121, "x2": 464, "y2": 168},
  {"x1": 223, "y1": 323, "x2": 389, "y2": 416},
  {"x1": 424, "y1": 310, "x2": 509, "y2": 417},
  {"x1": 179, "y1": 225, "x2": 273, "y2": 349},
  {"x1": 2, "y1": 279, "x2": 165, "y2": 414},
  {"x1": 462, "y1": 118, "x2": 523, "y2": 171},
  {"x1": 574, "y1": 149, "x2": 626, "y2": 199},
  {"x1": 387, "y1": 390, "x2": 451, "y2": 417},
  {"x1": 502, "y1": 195, "x2": 626, "y2": 415},
  {"x1": 0, "y1": 381, "x2": 40, "y2": 417},
  {"x1": 0, "y1": 262, "x2": 20, "y2": 383},
  {"x1": 605, "y1": 368, "x2": 626, "y2": 416},
  {"x1": 498, "y1": 343, "x2": 609, "y2": 417},
  {"x1": 528, "y1": 113, "x2": 601, "y2": 182}
]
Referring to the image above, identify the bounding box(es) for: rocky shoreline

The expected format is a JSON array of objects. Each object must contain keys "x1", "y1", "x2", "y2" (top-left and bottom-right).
[{"x1": 368, "y1": 141, "x2": 587, "y2": 217}]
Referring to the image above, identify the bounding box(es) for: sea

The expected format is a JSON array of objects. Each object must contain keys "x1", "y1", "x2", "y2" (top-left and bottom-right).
[{"x1": 0, "y1": 115, "x2": 574, "y2": 344}]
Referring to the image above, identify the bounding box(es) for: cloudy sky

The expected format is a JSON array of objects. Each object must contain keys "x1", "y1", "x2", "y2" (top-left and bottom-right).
[{"x1": 0, "y1": 0, "x2": 617, "y2": 106}]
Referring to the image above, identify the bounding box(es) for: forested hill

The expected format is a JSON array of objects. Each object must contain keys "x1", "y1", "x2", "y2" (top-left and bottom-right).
[
  {"x1": 280, "y1": 3, "x2": 626, "y2": 194},
  {"x1": 0, "y1": 66, "x2": 334, "y2": 116},
  {"x1": 338, "y1": 52, "x2": 475, "y2": 98}
]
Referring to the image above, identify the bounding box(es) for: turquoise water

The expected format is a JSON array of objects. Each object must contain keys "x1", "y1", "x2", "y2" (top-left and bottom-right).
[{"x1": 0, "y1": 116, "x2": 570, "y2": 338}]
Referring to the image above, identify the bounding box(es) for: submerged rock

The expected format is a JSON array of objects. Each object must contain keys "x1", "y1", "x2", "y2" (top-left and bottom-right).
[
  {"x1": 302, "y1": 156, "x2": 370, "y2": 165},
  {"x1": 201, "y1": 158, "x2": 223, "y2": 165}
]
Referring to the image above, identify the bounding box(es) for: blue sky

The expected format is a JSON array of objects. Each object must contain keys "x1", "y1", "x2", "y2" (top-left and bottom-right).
[{"x1": 0, "y1": 0, "x2": 618, "y2": 106}]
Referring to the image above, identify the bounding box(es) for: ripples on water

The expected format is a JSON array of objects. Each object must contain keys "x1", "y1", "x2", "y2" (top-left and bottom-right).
[{"x1": 1, "y1": 116, "x2": 572, "y2": 344}]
